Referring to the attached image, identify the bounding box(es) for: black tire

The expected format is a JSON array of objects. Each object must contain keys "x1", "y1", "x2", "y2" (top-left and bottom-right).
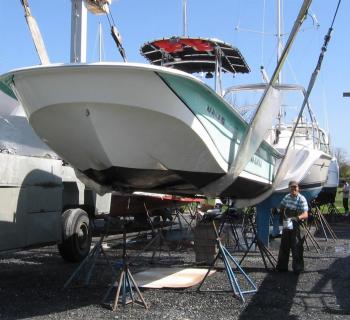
[{"x1": 58, "y1": 208, "x2": 92, "y2": 262}]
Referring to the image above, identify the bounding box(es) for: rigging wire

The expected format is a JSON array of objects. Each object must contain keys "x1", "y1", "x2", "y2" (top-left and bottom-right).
[
  {"x1": 319, "y1": 0, "x2": 342, "y2": 138},
  {"x1": 101, "y1": 2, "x2": 128, "y2": 62},
  {"x1": 265, "y1": 0, "x2": 343, "y2": 197},
  {"x1": 280, "y1": 0, "x2": 342, "y2": 157}
]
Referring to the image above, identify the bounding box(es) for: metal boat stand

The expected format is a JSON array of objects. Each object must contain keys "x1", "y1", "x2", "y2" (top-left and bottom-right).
[
  {"x1": 102, "y1": 218, "x2": 148, "y2": 310},
  {"x1": 324, "y1": 202, "x2": 341, "y2": 216},
  {"x1": 221, "y1": 210, "x2": 250, "y2": 252},
  {"x1": 164, "y1": 205, "x2": 195, "y2": 251},
  {"x1": 301, "y1": 222, "x2": 321, "y2": 253},
  {"x1": 172, "y1": 206, "x2": 196, "y2": 232},
  {"x1": 239, "y1": 210, "x2": 277, "y2": 270},
  {"x1": 63, "y1": 220, "x2": 115, "y2": 288},
  {"x1": 196, "y1": 219, "x2": 257, "y2": 303},
  {"x1": 310, "y1": 204, "x2": 337, "y2": 242},
  {"x1": 129, "y1": 203, "x2": 171, "y2": 264},
  {"x1": 182, "y1": 201, "x2": 201, "y2": 227}
]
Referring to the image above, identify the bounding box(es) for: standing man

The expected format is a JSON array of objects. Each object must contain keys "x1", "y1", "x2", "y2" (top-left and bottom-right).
[
  {"x1": 276, "y1": 180, "x2": 308, "y2": 274},
  {"x1": 338, "y1": 180, "x2": 349, "y2": 216}
]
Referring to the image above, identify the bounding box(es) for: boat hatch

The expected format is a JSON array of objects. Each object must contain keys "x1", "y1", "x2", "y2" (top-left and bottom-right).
[{"x1": 140, "y1": 37, "x2": 250, "y2": 75}]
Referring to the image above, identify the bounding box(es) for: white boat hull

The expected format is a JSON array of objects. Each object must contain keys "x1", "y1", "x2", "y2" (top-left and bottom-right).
[
  {"x1": 4, "y1": 63, "x2": 278, "y2": 197},
  {"x1": 269, "y1": 128, "x2": 332, "y2": 204}
]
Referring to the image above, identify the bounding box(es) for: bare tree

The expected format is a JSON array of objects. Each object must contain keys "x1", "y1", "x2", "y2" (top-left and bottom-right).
[
  {"x1": 335, "y1": 148, "x2": 350, "y2": 180},
  {"x1": 334, "y1": 148, "x2": 348, "y2": 167}
]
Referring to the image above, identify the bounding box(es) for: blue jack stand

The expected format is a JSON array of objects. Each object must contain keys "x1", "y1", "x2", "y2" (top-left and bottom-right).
[
  {"x1": 197, "y1": 219, "x2": 257, "y2": 303},
  {"x1": 63, "y1": 233, "x2": 115, "y2": 289},
  {"x1": 239, "y1": 208, "x2": 277, "y2": 270}
]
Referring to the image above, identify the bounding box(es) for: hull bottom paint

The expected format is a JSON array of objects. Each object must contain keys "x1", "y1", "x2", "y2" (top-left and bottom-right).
[
  {"x1": 315, "y1": 187, "x2": 337, "y2": 206},
  {"x1": 82, "y1": 166, "x2": 271, "y2": 199}
]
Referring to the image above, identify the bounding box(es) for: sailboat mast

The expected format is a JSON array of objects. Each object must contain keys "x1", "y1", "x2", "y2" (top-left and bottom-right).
[
  {"x1": 99, "y1": 22, "x2": 103, "y2": 62},
  {"x1": 183, "y1": 0, "x2": 188, "y2": 36},
  {"x1": 276, "y1": 0, "x2": 283, "y2": 82},
  {"x1": 276, "y1": 0, "x2": 283, "y2": 123}
]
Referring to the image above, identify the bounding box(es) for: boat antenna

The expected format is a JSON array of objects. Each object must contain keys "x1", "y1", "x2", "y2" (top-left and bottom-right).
[{"x1": 20, "y1": 0, "x2": 50, "y2": 64}]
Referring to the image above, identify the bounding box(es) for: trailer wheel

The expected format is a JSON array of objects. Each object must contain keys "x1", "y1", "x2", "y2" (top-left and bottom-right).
[{"x1": 58, "y1": 208, "x2": 92, "y2": 262}]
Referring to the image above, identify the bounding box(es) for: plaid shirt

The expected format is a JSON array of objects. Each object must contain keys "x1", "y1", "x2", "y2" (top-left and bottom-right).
[{"x1": 280, "y1": 193, "x2": 308, "y2": 213}]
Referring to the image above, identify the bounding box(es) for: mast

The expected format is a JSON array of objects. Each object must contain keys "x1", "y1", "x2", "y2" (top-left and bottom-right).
[
  {"x1": 276, "y1": 0, "x2": 283, "y2": 123},
  {"x1": 276, "y1": 0, "x2": 283, "y2": 82},
  {"x1": 70, "y1": 0, "x2": 87, "y2": 63},
  {"x1": 183, "y1": 0, "x2": 188, "y2": 37},
  {"x1": 98, "y1": 22, "x2": 103, "y2": 62}
]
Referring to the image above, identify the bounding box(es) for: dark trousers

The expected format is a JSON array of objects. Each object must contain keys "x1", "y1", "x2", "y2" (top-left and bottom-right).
[
  {"x1": 343, "y1": 198, "x2": 349, "y2": 212},
  {"x1": 276, "y1": 221, "x2": 305, "y2": 272}
]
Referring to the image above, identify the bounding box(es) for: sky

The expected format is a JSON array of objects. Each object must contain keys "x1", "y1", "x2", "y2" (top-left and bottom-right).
[{"x1": 0, "y1": 0, "x2": 349, "y2": 156}]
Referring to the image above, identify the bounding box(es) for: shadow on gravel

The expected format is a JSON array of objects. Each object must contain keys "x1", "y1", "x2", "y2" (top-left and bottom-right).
[
  {"x1": 0, "y1": 252, "x2": 113, "y2": 320},
  {"x1": 311, "y1": 255, "x2": 350, "y2": 316},
  {"x1": 239, "y1": 270, "x2": 299, "y2": 320}
]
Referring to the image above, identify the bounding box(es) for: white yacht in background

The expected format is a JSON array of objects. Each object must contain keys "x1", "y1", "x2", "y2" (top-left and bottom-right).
[{"x1": 225, "y1": 83, "x2": 332, "y2": 207}]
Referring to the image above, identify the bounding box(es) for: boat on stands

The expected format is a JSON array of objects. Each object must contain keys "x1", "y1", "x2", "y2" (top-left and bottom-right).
[
  {"x1": 0, "y1": 38, "x2": 280, "y2": 200},
  {"x1": 1, "y1": 0, "x2": 322, "y2": 208}
]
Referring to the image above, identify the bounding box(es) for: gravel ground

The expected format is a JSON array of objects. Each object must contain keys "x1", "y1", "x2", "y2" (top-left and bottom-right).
[{"x1": 1, "y1": 221, "x2": 350, "y2": 320}]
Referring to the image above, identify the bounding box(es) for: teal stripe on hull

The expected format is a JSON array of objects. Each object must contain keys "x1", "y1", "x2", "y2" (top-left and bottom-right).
[
  {"x1": 158, "y1": 71, "x2": 277, "y2": 183},
  {"x1": 0, "y1": 77, "x2": 16, "y2": 100}
]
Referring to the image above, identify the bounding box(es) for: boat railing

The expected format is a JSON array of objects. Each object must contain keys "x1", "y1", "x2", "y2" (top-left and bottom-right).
[{"x1": 269, "y1": 123, "x2": 330, "y2": 154}]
